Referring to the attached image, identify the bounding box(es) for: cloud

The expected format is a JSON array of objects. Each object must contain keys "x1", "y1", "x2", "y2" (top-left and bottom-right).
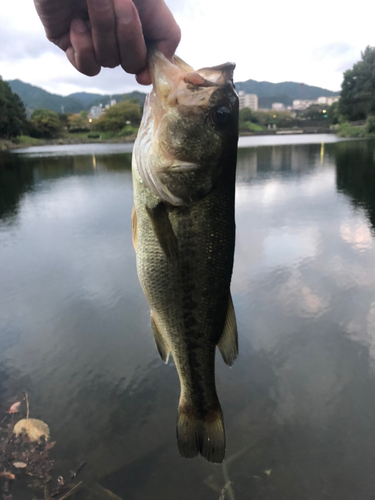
[
  {"x1": 1, "y1": 0, "x2": 374, "y2": 95},
  {"x1": 0, "y1": 26, "x2": 56, "y2": 62}
]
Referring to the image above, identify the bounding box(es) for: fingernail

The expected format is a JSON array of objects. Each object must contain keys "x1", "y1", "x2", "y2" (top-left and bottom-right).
[{"x1": 71, "y1": 18, "x2": 89, "y2": 34}]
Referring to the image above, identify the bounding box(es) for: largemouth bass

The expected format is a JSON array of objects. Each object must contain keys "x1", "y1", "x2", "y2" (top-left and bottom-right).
[{"x1": 131, "y1": 49, "x2": 239, "y2": 463}]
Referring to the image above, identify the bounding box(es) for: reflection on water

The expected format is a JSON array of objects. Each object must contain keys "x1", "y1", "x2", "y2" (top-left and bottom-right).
[{"x1": 1, "y1": 138, "x2": 375, "y2": 498}]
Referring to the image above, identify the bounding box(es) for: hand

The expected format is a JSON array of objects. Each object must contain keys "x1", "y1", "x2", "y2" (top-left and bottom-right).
[{"x1": 34, "y1": 0, "x2": 181, "y2": 85}]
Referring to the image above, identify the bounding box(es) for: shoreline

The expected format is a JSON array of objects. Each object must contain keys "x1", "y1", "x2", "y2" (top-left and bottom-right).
[
  {"x1": 0, "y1": 135, "x2": 137, "y2": 152},
  {"x1": 0, "y1": 129, "x2": 338, "y2": 152}
]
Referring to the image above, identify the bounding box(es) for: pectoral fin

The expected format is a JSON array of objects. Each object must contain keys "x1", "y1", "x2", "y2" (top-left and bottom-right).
[
  {"x1": 131, "y1": 206, "x2": 137, "y2": 252},
  {"x1": 146, "y1": 204, "x2": 179, "y2": 260},
  {"x1": 151, "y1": 311, "x2": 170, "y2": 364},
  {"x1": 218, "y1": 294, "x2": 238, "y2": 366}
]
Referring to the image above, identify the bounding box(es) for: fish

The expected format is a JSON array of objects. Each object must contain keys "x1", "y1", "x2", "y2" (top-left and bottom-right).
[{"x1": 131, "y1": 48, "x2": 239, "y2": 463}]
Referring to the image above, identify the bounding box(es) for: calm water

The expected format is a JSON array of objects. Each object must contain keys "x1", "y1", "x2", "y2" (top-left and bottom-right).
[{"x1": 1, "y1": 135, "x2": 375, "y2": 499}]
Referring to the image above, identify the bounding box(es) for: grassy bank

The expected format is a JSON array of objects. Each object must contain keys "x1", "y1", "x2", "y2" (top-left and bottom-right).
[{"x1": 0, "y1": 130, "x2": 138, "y2": 151}]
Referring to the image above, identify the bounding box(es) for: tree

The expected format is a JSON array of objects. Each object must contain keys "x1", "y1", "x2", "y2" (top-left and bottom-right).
[
  {"x1": 339, "y1": 46, "x2": 375, "y2": 121},
  {"x1": 239, "y1": 107, "x2": 256, "y2": 123},
  {"x1": 0, "y1": 77, "x2": 28, "y2": 138},
  {"x1": 68, "y1": 113, "x2": 88, "y2": 130},
  {"x1": 94, "y1": 101, "x2": 142, "y2": 132},
  {"x1": 29, "y1": 109, "x2": 62, "y2": 138},
  {"x1": 327, "y1": 101, "x2": 340, "y2": 124},
  {"x1": 300, "y1": 103, "x2": 328, "y2": 120}
]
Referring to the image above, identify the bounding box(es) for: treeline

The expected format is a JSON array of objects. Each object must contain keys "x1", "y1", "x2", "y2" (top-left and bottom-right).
[
  {"x1": 0, "y1": 77, "x2": 28, "y2": 139},
  {"x1": 2, "y1": 46, "x2": 375, "y2": 141},
  {"x1": 240, "y1": 46, "x2": 375, "y2": 137},
  {"x1": 239, "y1": 104, "x2": 337, "y2": 133},
  {"x1": 0, "y1": 82, "x2": 143, "y2": 140},
  {"x1": 26, "y1": 100, "x2": 142, "y2": 138}
]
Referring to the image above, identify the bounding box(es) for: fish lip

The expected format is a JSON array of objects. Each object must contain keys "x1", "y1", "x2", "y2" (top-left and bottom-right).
[{"x1": 166, "y1": 162, "x2": 200, "y2": 172}]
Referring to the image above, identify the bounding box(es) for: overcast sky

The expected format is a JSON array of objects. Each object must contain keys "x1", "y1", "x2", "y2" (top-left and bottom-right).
[{"x1": 1, "y1": 0, "x2": 373, "y2": 96}]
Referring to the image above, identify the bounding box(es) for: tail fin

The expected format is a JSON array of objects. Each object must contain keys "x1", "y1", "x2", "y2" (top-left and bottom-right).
[{"x1": 177, "y1": 407, "x2": 225, "y2": 463}]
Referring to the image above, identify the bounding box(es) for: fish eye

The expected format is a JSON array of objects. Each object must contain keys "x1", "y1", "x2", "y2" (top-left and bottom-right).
[{"x1": 211, "y1": 106, "x2": 231, "y2": 127}]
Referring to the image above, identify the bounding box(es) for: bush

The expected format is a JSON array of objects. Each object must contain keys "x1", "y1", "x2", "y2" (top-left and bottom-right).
[
  {"x1": 117, "y1": 124, "x2": 137, "y2": 137},
  {"x1": 29, "y1": 109, "x2": 62, "y2": 138},
  {"x1": 337, "y1": 122, "x2": 367, "y2": 138},
  {"x1": 94, "y1": 101, "x2": 142, "y2": 132},
  {"x1": 366, "y1": 116, "x2": 375, "y2": 134}
]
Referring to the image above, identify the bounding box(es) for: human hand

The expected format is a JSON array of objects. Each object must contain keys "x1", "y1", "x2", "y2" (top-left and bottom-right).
[{"x1": 34, "y1": 0, "x2": 181, "y2": 85}]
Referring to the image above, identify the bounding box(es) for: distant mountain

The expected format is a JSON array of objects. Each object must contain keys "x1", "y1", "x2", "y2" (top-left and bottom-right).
[
  {"x1": 7, "y1": 78, "x2": 340, "y2": 115},
  {"x1": 87, "y1": 91, "x2": 147, "y2": 108},
  {"x1": 7, "y1": 80, "x2": 147, "y2": 115},
  {"x1": 235, "y1": 80, "x2": 340, "y2": 108},
  {"x1": 67, "y1": 92, "x2": 104, "y2": 107},
  {"x1": 8, "y1": 80, "x2": 83, "y2": 115}
]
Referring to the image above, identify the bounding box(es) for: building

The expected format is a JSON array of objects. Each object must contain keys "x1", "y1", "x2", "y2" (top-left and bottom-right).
[
  {"x1": 317, "y1": 96, "x2": 340, "y2": 105},
  {"x1": 239, "y1": 91, "x2": 258, "y2": 111},
  {"x1": 293, "y1": 96, "x2": 340, "y2": 110},
  {"x1": 292, "y1": 99, "x2": 316, "y2": 110},
  {"x1": 272, "y1": 102, "x2": 286, "y2": 111},
  {"x1": 89, "y1": 105, "x2": 103, "y2": 119}
]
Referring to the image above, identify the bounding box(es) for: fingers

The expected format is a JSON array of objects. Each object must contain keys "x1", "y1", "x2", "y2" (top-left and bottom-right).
[
  {"x1": 86, "y1": 0, "x2": 120, "y2": 68},
  {"x1": 136, "y1": 68, "x2": 152, "y2": 86},
  {"x1": 69, "y1": 19, "x2": 101, "y2": 76},
  {"x1": 113, "y1": 0, "x2": 147, "y2": 74},
  {"x1": 54, "y1": 0, "x2": 180, "y2": 80}
]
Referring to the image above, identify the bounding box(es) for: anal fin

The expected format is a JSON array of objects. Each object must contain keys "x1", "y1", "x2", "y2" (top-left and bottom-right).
[
  {"x1": 151, "y1": 311, "x2": 170, "y2": 364},
  {"x1": 218, "y1": 293, "x2": 238, "y2": 366},
  {"x1": 146, "y1": 204, "x2": 178, "y2": 260}
]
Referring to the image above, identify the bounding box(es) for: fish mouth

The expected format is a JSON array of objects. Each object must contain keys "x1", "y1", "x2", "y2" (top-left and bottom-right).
[{"x1": 167, "y1": 162, "x2": 200, "y2": 172}]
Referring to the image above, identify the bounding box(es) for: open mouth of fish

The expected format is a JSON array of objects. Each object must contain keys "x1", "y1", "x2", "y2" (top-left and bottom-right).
[{"x1": 166, "y1": 162, "x2": 199, "y2": 172}]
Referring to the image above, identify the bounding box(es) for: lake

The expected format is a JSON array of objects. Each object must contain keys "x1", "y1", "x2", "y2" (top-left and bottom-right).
[{"x1": 1, "y1": 134, "x2": 375, "y2": 499}]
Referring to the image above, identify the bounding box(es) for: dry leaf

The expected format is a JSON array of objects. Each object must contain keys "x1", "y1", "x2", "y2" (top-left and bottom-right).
[
  {"x1": 13, "y1": 462, "x2": 27, "y2": 469},
  {"x1": 13, "y1": 418, "x2": 50, "y2": 442},
  {"x1": 264, "y1": 469, "x2": 272, "y2": 476},
  {"x1": 7, "y1": 402, "x2": 21, "y2": 414},
  {"x1": 0, "y1": 472, "x2": 16, "y2": 480}
]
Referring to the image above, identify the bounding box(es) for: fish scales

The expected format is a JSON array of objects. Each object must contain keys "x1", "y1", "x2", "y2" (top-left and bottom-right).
[{"x1": 132, "y1": 48, "x2": 239, "y2": 463}]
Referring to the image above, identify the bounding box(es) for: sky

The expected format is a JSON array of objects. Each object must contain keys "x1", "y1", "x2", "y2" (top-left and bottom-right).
[{"x1": 0, "y1": 0, "x2": 373, "y2": 97}]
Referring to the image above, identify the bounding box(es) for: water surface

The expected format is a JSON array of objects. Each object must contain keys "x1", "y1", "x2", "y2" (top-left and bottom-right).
[{"x1": 1, "y1": 136, "x2": 375, "y2": 499}]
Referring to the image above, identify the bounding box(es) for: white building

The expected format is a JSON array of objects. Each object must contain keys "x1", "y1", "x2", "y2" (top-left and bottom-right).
[
  {"x1": 272, "y1": 102, "x2": 286, "y2": 111},
  {"x1": 239, "y1": 91, "x2": 258, "y2": 111},
  {"x1": 293, "y1": 96, "x2": 339, "y2": 110},
  {"x1": 292, "y1": 99, "x2": 316, "y2": 110},
  {"x1": 89, "y1": 105, "x2": 103, "y2": 119},
  {"x1": 317, "y1": 96, "x2": 340, "y2": 105}
]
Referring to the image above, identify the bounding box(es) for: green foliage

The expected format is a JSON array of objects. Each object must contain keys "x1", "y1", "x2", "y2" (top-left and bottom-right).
[
  {"x1": 244, "y1": 122, "x2": 264, "y2": 132},
  {"x1": 253, "y1": 110, "x2": 295, "y2": 128},
  {"x1": 68, "y1": 113, "x2": 88, "y2": 130},
  {"x1": 117, "y1": 124, "x2": 137, "y2": 137},
  {"x1": 339, "y1": 46, "x2": 375, "y2": 121},
  {"x1": 327, "y1": 102, "x2": 340, "y2": 124},
  {"x1": 337, "y1": 121, "x2": 367, "y2": 138},
  {"x1": 0, "y1": 77, "x2": 28, "y2": 138},
  {"x1": 14, "y1": 135, "x2": 44, "y2": 146},
  {"x1": 239, "y1": 107, "x2": 256, "y2": 123},
  {"x1": 93, "y1": 101, "x2": 142, "y2": 132},
  {"x1": 366, "y1": 116, "x2": 375, "y2": 134},
  {"x1": 301, "y1": 103, "x2": 328, "y2": 120},
  {"x1": 29, "y1": 109, "x2": 62, "y2": 138}
]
